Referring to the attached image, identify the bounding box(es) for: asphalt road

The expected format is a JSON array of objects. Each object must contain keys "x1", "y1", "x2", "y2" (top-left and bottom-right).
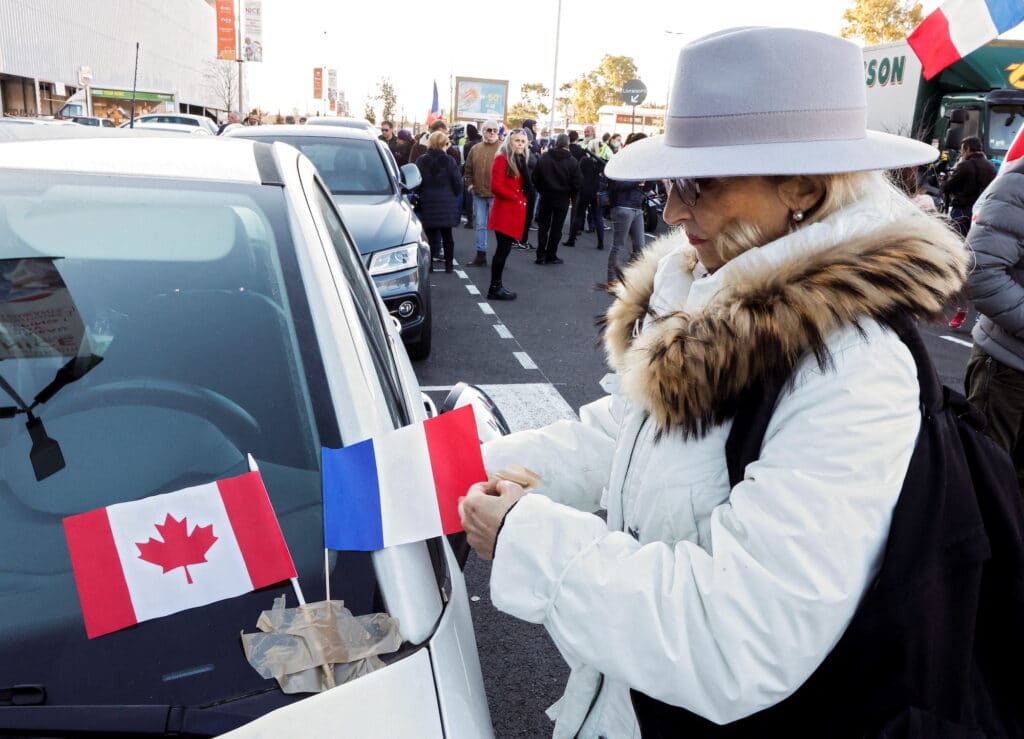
[{"x1": 413, "y1": 219, "x2": 976, "y2": 738}]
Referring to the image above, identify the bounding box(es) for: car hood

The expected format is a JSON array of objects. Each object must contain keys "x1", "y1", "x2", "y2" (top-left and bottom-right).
[{"x1": 333, "y1": 194, "x2": 418, "y2": 255}]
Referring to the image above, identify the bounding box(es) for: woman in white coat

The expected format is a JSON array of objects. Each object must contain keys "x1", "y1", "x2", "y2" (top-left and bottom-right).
[{"x1": 460, "y1": 28, "x2": 971, "y2": 738}]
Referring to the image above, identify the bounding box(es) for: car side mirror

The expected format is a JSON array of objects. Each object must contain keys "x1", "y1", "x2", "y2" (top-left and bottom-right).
[
  {"x1": 441, "y1": 382, "x2": 510, "y2": 442},
  {"x1": 400, "y1": 163, "x2": 422, "y2": 192}
]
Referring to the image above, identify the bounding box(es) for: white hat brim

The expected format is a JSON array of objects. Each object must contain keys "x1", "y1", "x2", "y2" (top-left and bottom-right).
[{"x1": 605, "y1": 130, "x2": 939, "y2": 180}]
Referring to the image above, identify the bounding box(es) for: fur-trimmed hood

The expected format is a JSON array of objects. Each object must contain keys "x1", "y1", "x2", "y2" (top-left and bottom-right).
[{"x1": 601, "y1": 190, "x2": 967, "y2": 436}]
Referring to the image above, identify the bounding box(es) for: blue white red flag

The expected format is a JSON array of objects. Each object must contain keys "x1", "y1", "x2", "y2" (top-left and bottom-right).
[
  {"x1": 427, "y1": 80, "x2": 441, "y2": 125},
  {"x1": 908, "y1": 0, "x2": 1024, "y2": 79},
  {"x1": 322, "y1": 405, "x2": 485, "y2": 551}
]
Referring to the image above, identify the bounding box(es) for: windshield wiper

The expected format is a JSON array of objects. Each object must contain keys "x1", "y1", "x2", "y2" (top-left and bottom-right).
[{"x1": 0, "y1": 353, "x2": 102, "y2": 480}]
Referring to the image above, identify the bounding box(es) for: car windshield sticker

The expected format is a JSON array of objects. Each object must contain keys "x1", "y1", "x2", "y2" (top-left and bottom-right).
[{"x1": 0, "y1": 258, "x2": 86, "y2": 359}]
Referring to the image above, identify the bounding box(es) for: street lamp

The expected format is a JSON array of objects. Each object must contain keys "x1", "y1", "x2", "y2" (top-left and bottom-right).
[{"x1": 548, "y1": 0, "x2": 563, "y2": 137}]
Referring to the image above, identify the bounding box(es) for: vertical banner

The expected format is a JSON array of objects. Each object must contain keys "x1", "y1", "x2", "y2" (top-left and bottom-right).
[
  {"x1": 243, "y1": 0, "x2": 263, "y2": 62},
  {"x1": 312, "y1": 68, "x2": 323, "y2": 100},
  {"x1": 327, "y1": 68, "x2": 338, "y2": 108},
  {"x1": 215, "y1": 0, "x2": 236, "y2": 61}
]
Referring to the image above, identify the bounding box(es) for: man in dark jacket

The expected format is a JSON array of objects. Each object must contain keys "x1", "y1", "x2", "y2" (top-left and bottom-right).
[
  {"x1": 965, "y1": 143, "x2": 1024, "y2": 489},
  {"x1": 531, "y1": 133, "x2": 581, "y2": 264},
  {"x1": 942, "y1": 136, "x2": 997, "y2": 236},
  {"x1": 568, "y1": 130, "x2": 585, "y2": 161},
  {"x1": 461, "y1": 124, "x2": 483, "y2": 229}
]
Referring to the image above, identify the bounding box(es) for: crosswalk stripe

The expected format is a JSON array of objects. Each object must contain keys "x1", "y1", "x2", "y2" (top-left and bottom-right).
[{"x1": 513, "y1": 352, "x2": 538, "y2": 370}]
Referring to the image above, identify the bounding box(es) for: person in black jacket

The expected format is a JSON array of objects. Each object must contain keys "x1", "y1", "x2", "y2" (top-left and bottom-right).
[
  {"x1": 941, "y1": 136, "x2": 996, "y2": 236},
  {"x1": 565, "y1": 139, "x2": 606, "y2": 249},
  {"x1": 607, "y1": 175, "x2": 646, "y2": 282},
  {"x1": 415, "y1": 131, "x2": 464, "y2": 273},
  {"x1": 531, "y1": 133, "x2": 581, "y2": 264}
]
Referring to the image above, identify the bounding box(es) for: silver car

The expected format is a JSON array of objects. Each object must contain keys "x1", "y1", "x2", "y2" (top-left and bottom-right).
[{"x1": 0, "y1": 136, "x2": 493, "y2": 737}]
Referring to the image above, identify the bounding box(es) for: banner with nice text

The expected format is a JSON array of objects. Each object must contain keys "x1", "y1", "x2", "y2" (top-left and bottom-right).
[
  {"x1": 215, "y1": 0, "x2": 236, "y2": 61},
  {"x1": 243, "y1": 0, "x2": 263, "y2": 62}
]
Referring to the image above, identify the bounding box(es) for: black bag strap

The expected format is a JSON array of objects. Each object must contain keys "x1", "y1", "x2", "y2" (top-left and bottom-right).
[{"x1": 725, "y1": 315, "x2": 939, "y2": 487}]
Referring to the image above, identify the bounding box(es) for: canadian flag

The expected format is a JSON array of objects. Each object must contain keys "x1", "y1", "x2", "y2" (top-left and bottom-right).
[{"x1": 64, "y1": 471, "x2": 296, "y2": 639}]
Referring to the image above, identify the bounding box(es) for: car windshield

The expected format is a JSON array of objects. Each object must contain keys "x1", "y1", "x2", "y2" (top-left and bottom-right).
[
  {"x1": 988, "y1": 104, "x2": 1024, "y2": 153},
  {"x1": 0, "y1": 171, "x2": 380, "y2": 726},
  {"x1": 268, "y1": 136, "x2": 393, "y2": 196}
]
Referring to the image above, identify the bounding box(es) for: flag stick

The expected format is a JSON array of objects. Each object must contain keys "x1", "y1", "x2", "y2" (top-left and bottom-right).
[
  {"x1": 324, "y1": 549, "x2": 331, "y2": 602},
  {"x1": 247, "y1": 453, "x2": 307, "y2": 607}
]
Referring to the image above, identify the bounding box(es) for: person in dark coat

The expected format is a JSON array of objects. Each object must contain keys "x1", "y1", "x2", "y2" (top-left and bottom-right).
[
  {"x1": 394, "y1": 129, "x2": 413, "y2": 167},
  {"x1": 462, "y1": 124, "x2": 483, "y2": 229},
  {"x1": 531, "y1": 133, "x2": 581, "y2": 264},
  {"x1": 941, "y1": 135, "x2": 996, "y2": 236},
  {"x1": 565, "y1": 139, "x2": 606, "y2": 249},
  {"x1": 415, "y1": 130, "x2": 464, "y2": 273}
]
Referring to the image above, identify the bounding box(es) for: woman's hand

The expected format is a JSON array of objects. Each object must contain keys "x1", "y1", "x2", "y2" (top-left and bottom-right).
[{"x1": 459, "y1": 479, "x2": 527, "y2": 560}]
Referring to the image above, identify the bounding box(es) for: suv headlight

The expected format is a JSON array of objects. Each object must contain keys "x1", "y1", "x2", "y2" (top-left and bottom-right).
[{"x1": 368, "y1": 244, "x2": 420, "y2": 276}]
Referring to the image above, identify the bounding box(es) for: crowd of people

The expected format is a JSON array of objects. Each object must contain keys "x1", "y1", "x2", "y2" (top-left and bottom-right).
[{"x1": 379, "y1": 114, "x2": 664, "y2": 300}]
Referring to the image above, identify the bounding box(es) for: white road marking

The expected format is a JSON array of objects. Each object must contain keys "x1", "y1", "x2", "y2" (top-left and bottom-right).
[
  {"x1": 941, "y1": 335, "x2": 973, "y2": 348},
  {"x1": 455, "y1": 270, "x2": 468, "y2": 279},
  {"x1": 476, "y1": 383, "x2": 577, "y2": 430},
  {"x1": 478, "y1": 302, "x2": 495, "y2": 315},
  {"x1": 514, "y1": 352, "x2": 538, "y2": 370},
  {"x1": 417, "y1": 383, "x2": 579, "y2": 429},
  {"x1": 466, "y1": 284, "x2": 480, "y2": 295},
  {"x1": 494, "y1": 324, "x2": 513, "y2": 339}
]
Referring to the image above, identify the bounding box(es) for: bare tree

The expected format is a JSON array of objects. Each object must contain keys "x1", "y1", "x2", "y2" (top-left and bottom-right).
[{"x1": 204, "y1": 60, "x2": 238, "y2": 114}]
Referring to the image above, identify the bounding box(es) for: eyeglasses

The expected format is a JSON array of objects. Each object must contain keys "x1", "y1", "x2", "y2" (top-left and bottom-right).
[
  {"x1": 381, "y1": 128, "x2": 391, "y2": 133},
  {"x1": 509, "y1": 128, "x2": 527, "y2": 135},
  {"x1": 483, "y1": 128, "x2": 498, "y2": 133},
  {"x1": 664, "y1": 178, "x2": 703, "y2": 207}
]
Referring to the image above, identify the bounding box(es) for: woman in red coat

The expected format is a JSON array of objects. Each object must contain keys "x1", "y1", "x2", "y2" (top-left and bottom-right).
[{"x1": 486, "y1": 129, "x2": 534, "y2": 300}]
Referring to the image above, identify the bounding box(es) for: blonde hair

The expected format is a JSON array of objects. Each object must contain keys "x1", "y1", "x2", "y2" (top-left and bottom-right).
[
  {"x1": 428, "y1": 130, "x2": 449, "y2": 150},
  {"x1": 499, "y1": 132, "x2": 528, "y2": 178},
  {"x1": 711, "y1": 171, "x2": 890, "y2": 264}
]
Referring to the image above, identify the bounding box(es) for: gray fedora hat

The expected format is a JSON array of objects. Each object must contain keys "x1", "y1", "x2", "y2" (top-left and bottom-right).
[{"x1": 606, "y1": 27, "x2": 937, "y2": 180}]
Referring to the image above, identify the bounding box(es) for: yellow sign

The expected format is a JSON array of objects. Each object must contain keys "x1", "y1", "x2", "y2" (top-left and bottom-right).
[{"x1": 1006, "y1": 63, "x2": 1024, "y2": 90}]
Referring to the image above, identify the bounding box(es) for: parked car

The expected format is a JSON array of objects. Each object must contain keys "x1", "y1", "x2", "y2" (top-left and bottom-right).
[
  {"x1": 71, "y1": 116, "x2": 116, "y2": 128},
  {"x1": 0, "y1": 136, "x2": 493, "y2": 737},
  {"x1": 125, "y1": 120, "x2": 214, "y2": 135},
  {"x1": 304, "y1": 116, "x2": 379, "y2": 134},
  {"x1": 226, "y1": 125, "x2": 433, "y2": 359},
  {"x1": 121, "y1": 113, "x2": 219, "y2": 135}
]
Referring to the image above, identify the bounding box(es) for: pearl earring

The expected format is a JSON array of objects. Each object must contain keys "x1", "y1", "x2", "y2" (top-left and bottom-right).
[{"x1": 792, "y1": 210, "x2": 805, "y2": 223}]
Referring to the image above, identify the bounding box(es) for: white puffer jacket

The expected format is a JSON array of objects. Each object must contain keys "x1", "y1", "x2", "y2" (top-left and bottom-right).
[{"x1": 482, "y1": 187, "x2": 966, "y2": 738}]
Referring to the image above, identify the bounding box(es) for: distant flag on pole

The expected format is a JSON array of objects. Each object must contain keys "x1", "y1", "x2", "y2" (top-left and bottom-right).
[
  {"x1": 427, "y1": 80, "x2": 442, "y2": 125},
  {"x1": 321, "y1": 405, "x2": 485, "y2": 551},
  {"x1": 908, "y1": 0, "x2": 1024, "y2": 80},
  {"x1": 63, "y1": 471, "x2": 296, "y2": 638}
]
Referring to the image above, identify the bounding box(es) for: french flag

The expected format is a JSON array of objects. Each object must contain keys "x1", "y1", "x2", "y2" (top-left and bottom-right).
[
  {"x1": 908, "y1": 0, "x2": 1024, "y2": 79},
  {"x1": 322, "y1": 406, "x2": 485, "y2": 551},
  {"x1": 427, "y1": 80, "x2": 442, "y2": 125},
  {"x1": 64, "y1": 472, "x2": 296, "y2": 639}
]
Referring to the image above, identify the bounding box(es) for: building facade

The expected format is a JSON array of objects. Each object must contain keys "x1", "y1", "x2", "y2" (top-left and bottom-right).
[{"x1": 0, "y1": 0, "x2": 232, "y2": 119}]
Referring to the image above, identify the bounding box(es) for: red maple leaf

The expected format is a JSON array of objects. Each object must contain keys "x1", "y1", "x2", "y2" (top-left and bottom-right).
[{"x1": 136, "y1": 514, "x2": 218, "y2": 584}]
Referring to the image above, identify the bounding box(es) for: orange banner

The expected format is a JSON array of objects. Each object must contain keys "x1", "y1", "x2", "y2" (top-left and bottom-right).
[
  {"x1": 216, "y1": 0, "x2": 236, "y2": 61},
  {"x1": 313, "y1": 68, "x2": 323, "y2": 99}
]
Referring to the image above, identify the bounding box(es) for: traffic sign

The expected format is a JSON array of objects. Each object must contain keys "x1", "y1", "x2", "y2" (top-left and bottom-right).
[{"x1": 621, "y1": 79, "x2": 647, "y2": 106}]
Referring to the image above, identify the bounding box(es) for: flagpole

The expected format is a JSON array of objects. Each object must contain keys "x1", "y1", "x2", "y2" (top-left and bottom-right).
[
  {"x1": 247, "y1": 453, "x2": 307, "y2": 606},
  {"x1": 324, "y1": 550, "x2": 331, "y2": 603}
]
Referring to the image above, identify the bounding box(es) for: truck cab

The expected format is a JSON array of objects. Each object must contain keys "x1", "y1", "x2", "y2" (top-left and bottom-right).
[{"x1": 939, "y1": 88, "x2": 1024, "y2": 168}]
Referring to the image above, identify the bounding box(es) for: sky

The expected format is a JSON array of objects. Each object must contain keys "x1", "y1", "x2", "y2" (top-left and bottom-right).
[{"x1": 243, "y1": 0, "x2": 978, "y2": 124}]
